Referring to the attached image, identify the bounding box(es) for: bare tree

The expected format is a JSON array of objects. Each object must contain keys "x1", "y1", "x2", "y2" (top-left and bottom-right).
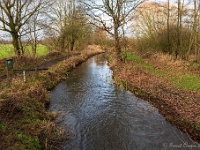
[
  {"x1": 45, "y1": 0, "x2": 92, "y2": 52},
  {"x1": 176, "y1": 0, "x2": 182, "y2": 60},
  {"x1": 188, "y1": 0, "x2": 200, "y2": 61},
  {"x1": 167, "y1": 0, "x2": 171, "y2": 55},
  {"x1": 0, "y1": 0, "x2": 43, "y2": 56},
  {"x1": 44, "y1": 0, "x2": 70, "y2": 51},
  {"x1": 25, "y1": 10, "x2": 40, "y2": 56},
  {"x1": 26, "y1": 1, "x2": 52, "y2": 56},
  {"x1": 80, "y1": 0, "x2": 144, "y2": 59}
]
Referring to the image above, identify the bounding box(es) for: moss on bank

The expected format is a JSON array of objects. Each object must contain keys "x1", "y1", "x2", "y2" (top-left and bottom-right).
[{"x1": 0, "y1": 45, "x2": 104, "y2": 149}]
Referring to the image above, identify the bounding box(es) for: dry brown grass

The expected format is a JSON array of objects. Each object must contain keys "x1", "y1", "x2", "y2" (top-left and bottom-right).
[
  {"x1": 40, "y1": 45, "x2": 104, "y2": 90},
  {"x1": 110, "y1": 51, "x2": 200, "y2": 142},
  {"x1": 0, "y1": 45, "x2": 104, "y2": 149},
  {"x1": 141, "y1": 52, "x2": 200, "y2": 75}
]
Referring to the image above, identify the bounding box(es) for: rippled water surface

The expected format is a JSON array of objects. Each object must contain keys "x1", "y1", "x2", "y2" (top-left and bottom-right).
[{"x1": 49, "y1": 55, "x2": 196, "y2": 150}]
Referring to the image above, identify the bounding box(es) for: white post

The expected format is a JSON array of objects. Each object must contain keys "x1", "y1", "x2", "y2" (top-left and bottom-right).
[{"x1": 23, "y1": 70, "x2": 26, "y2": 82}]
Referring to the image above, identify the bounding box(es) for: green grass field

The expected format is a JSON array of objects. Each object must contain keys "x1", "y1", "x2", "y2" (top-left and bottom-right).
[
  {"x1": 0, "y1": 44, "x2": 14, "y2": 59},
  {"x1": 0, "y1": 44, "x2": 48, "y2": 59}
]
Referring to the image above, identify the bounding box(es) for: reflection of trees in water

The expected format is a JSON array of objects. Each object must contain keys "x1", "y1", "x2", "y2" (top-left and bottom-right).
[{"x1": 95, "y1": 55, "x2": 107, "y2": 67}]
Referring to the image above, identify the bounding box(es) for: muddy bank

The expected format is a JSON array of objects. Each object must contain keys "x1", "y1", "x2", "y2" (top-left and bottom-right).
[{"x1": 110, "y1": 56, "x2": 200, "y2": 142}]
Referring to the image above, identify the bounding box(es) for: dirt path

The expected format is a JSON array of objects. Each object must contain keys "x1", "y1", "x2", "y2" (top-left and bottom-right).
[
  {"x1": 0, "y1": 53, "x2": 81, "y2": 81},
  {"x1": 38, "y1": 53, "x2": 81, "y2": 70}
]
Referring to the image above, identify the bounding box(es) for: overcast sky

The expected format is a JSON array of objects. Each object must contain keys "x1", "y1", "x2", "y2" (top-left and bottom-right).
[{"x1": 149, "y1": 0, "x2": 191, "y2": 5}]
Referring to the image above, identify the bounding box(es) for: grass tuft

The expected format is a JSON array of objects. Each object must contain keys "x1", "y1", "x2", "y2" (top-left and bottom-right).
[{"x1": 170, "y1": 74, "x2": 200, "y2": 92}]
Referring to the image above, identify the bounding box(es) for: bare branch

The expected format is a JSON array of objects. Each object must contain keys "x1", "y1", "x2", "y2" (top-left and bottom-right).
[
  {"x1": 0, "y1": 0, "x2": 48, "y2": 55},
  {"x1": 80, "y1": 0, "x2": 144, "y2": 55}
]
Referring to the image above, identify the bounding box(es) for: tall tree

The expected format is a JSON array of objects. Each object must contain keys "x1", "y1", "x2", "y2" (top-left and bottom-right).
[
  {"x1": 26, "y1": 1, "x2": 52, "y2": 56},
  {"x1": 176, "y1": 0, "x2": 181, "y2": 60},
  {"x1": 46, "y1": 0, "x2": 92, "y2": 52},
  {"x1": 26, "y1": 9, "x2": 40, "y2": 56},
  {"x1": 80, "y1": 0, "x2": 144, "y2": 59},
  {"x1": 0, "y1": 0, "x2": 43, "y2": 56},
  {"x1": 93, "y1": 27, "x2": 108, "y2": 46},
  {"x1": 167, "y1": 0, "x2": 171, "y2": 55},
  {"x1": 188, "y1": 0, "x2": 200, "y2": 61}
]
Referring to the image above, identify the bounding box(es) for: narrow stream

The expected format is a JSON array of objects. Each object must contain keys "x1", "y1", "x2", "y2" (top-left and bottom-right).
[{"x1": 49, "y1": 54, "x2": 197, "y2": 150}]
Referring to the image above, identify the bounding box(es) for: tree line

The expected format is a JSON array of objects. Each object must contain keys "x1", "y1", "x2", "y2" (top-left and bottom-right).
[
  {"x1": 0, "y1": 0, "x2": 93, "y2": 56},
  {"x1": 134, "y1": 0, "x2": 200, "y2": 61},
  {"x1": 0, "y1": 0, "x2": 199, "y2": 62},
  {"x1": 0, "y1": 0, "x2": 144, "y2": 59}
]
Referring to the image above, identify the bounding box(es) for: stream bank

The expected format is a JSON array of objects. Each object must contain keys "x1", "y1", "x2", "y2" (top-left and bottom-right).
[
  {"x1": 109, "y1": 52, "x2": 200, "y2": 142},
  {"x1": 49, "y1": 54, "x2": 196, "y2": 149},
  {"x1": 0, "y1": 45, "x2": 104, "y2": 149}
]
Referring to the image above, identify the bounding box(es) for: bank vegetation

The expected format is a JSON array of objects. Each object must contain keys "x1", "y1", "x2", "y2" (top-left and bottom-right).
[
  {"x1": 0, "y1": 0, "x2": 200, "y2": 147},
  {"x1": 0, "y1": 45, "x2": 104, "y2": 149}
]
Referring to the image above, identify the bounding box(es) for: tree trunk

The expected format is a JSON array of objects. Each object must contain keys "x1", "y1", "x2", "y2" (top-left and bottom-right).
[
  {"x1": 70, "y1": 39, "x2": 75, "y2": 51},
  {"x1": 187, "y1": 0, "x2": 198, "y2": 60},
  {"x1": 32, "y1": 23, "x2": 37, "y2": 56},
  {"x1": 12, "y1": 33, "x2": 21, "y2": 56},
  {"x1": 193, "y1": 0, "x2": 199, "y2": 61},
  {"x1": 114, "y1": 22, "x2": 121, "y2": 59},
  {"x1": 32, "y1": 38, "x2": 37, "y2": 57},
  {"x1": 19, "y1": 37, "x2": 24, "y2": 55},
  {"x1": 167, "y1": 0, "x2": 171, "y2": 55},
  {"x1": 175, "y1": 0, "x2": 182, "y2": 60},
  {"x1": 59, "y1": 35, "x2": 66, "y2": 51}
]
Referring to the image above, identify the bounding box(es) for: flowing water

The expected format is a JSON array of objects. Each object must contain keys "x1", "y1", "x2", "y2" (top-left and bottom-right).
[{"x1": 49, "y1": 54, "x2": 197, "y2": 150}]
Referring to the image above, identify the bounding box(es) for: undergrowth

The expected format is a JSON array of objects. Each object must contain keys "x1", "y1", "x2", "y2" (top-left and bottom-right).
[
  {"x1": 124, "y1": 50, "x2": 200, "y2": 92},
  {"x1": 0, "y1": 45, "x2": 104, "y2": 149},
  {"x1": 110, "y1": 50, "x2": 200, "y2": 141}
]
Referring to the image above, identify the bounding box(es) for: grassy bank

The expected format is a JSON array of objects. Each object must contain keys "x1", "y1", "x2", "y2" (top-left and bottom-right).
[
  {"x1": 0, "y1": 45, "x2": 104, "y2": 149},
  {"x1": 125, "y1": 51, "x2": 200, "y2": 92},
  {"x1": 110, "y1": 51, "x2": 200, "y2": 142}
]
